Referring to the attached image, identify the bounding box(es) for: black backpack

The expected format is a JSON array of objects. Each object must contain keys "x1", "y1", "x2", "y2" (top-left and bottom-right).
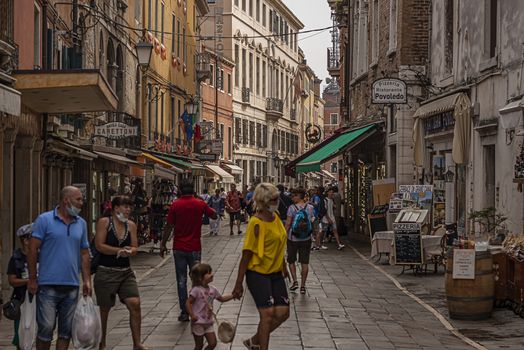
[
  {"x1": 277, "y1": 194, "x2": 292, "y2": 221},
  {"x1": 318, "y1": 196, "x2": 328, "y2": 220}
]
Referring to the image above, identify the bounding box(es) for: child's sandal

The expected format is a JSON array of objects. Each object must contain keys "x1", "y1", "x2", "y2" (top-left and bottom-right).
[{"x1": 243, "y1": 338, "x2": 260, "y2": 350}]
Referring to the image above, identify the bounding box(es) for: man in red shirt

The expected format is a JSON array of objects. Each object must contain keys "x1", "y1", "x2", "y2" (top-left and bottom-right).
[
  {"x1": 226, "y1": 183, "x2": 243, "y2": 235},
  {"x1": 160, "y1": 181, "x2": 217, "y2": 322}
]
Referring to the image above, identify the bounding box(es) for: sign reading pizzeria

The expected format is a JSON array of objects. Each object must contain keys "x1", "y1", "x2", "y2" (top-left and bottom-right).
[
  {"x1": 372, "y1": 78, "x2": 407, "y2": 104},
  {"x1": 94, "y1": 122, "x2": 138, "y2": 139}
]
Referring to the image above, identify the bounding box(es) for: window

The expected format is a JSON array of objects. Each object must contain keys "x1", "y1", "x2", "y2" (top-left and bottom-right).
[
  {"x1": 242, "y1": 48, "x2": 246, "y2": 87},
  {"x1": 161, "y1": 2, "x2": 165, "y2": 43},
  {"x1": 255, "y1": 57, "x2": 260, "y2": 95},
  {"x1": 485, "y1": 0, "x2": 498, "y2": 58},
  {"x1": 177, "y1": 20, "x2": 181, "y2": 57},
  {"x1": 209, "y1": 64, "x2": 214, "y2": 86},
  {"x1": 249, "y1": 52, "x2": 253, "y2": 90},
  {"x1": 249, "y1": 121, "x2": 255, "y2": 145},
  {"x1": 262, "y1": 124, "x2": 267, "y2": 147},
  {"x1": 445, "y1": 0, "x2": 454, "y2": 73},
  {"x1": 235, "y1": 118, "x2": 241, "y2": 143},
  {"x1": 330, "y1": 162, "x2": 338, "y2": 173},
  {"x1": 33, "y1": 3, "x2": 41, "y2": 67},
  {"x1": 242, "y1": 120, "x2": 248, "y2": 144},
  {"x1": 183, "y1": 27, "x2": 187, "y2": 62},
  {"x1": 388, "y1": 0, "x2": 398, "y2": 52},
  {"x1": 148, "y1": 0, "x2": 152, "y2": 30},
  {"x1": 285, "y1": 75, "x2": 288, "y2": 106},
  {"x1": 227, "y1": 73, "x2": 232, "y2": 93},
  {"x1": 371, "y1": 0, "x2": 379, "y2": 62},
  {"x1": 289, "y1": 29, "x2": 293, "y2": 48},
  {"x1": 262, "y1": 60, "x2": 266, "y2": 97},
  {"x1": 262, "y1": 4, "x2": 266, "y2": 27},
  {"x1": 269, "y1": 10, "x2": 273, "y2": 31},
  {"x1": 234, "y1": 45, "x2": 240, "y2": 87},
  {"x1": 235, "y1": 0, "x2": 239, "y2": 6},
  {"x1": 170, "y1": 96, "x2": 175, "y2": 140},
  {"x1": 248, "y1": 0, "x2": 253, "y2": 17},
  {"x1": 171, "y1": 14, "x2": 176, "y2": 53},
  {"x1": 220, "y1": 69, "x2": 224, "y2": 90},
  {"x1": 242, "y1": 0, "x2": 246, "y2": 12},
  {"x1": 228, "y1": 126, "x2": 232, "y2": 159},
  {"x1": 220, "y1": 124, "x2": 225, "y2": 154},
  {"x1": 256, "y1": 0, "x2": 260, "y2": 21},
  {"x1": 330, "y1": 113, "x2": 339, "y2": 125},
  {"x1": 154, "y1": 0, "x2": 158, "y2": 33},
  {"x1": 256, "y1": 123, "x2": 261, "y2": 147}
]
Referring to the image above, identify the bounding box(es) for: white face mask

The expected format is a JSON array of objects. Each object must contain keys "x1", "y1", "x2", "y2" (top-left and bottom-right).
[
  {"x1": 66, "y1": 202, "x2": 81, "y2": 217},
  {"x1": 116, "y1": 212, "x2": 129, "y2": 223},
  {"x1": 269, "y1": 204, "x2": 279, "y2": 213}
]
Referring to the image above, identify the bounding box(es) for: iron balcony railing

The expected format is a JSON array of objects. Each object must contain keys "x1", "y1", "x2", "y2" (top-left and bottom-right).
[
  {"x1": 327, "y1": 47, "x2": 340, "y2": 71},
  {"x1": 0, "y1": 0, "x2": 14, "y2": 46},
  {"x1": 266, "y1": 97, "x2": 283, "y2": 113},
  {"x1": 242, "y1": 87, "x2": 251, "y2": 103}
]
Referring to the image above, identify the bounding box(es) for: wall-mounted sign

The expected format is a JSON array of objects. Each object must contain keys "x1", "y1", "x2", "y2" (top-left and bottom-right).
[
  {"x1": 196, "y1": 139, "x2": 223, "y2": 155},
  {"x1": 94, "y1": 122, "x2": 138, "y2": 139},
  {"x1": 372, "y1": 78, "x2": 407, "y2": 104},
  {"x1": 306, "y1": 124, "x2": 322, "y2": 143}
]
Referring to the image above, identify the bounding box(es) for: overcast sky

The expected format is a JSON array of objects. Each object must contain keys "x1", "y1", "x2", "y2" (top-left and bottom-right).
[{"x1": 282, "y1": 0, "x2": 332, "y2": 83}]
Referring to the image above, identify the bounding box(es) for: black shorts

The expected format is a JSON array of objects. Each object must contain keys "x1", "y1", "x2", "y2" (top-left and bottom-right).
[
  {"x1": 287, "y1": 239, "x2": 312, "y2": 264},
  {"x1": 246, "y1": 270, "x2": 289, "y2": 308},
  {"x1": 229, "y1": 211, "x2": 240, "y2": 223}
]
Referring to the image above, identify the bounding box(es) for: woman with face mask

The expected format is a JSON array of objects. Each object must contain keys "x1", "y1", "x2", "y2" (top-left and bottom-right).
[
  {"x1": 94, "y1": 196, "x2": 149, "y2": 350},
  {"x1": 232, "y1": 183, "x2": 290, "y2": 350}
]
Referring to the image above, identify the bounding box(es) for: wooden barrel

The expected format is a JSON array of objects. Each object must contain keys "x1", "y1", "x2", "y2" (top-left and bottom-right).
[{"x1": 445, "y1": 250, "x2": 494, "y2": 320}]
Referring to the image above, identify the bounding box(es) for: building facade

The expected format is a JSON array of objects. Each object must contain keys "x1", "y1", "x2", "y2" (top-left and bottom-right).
[{"x1": 202, "y1": 0, "x2": 304, "y2": 188}]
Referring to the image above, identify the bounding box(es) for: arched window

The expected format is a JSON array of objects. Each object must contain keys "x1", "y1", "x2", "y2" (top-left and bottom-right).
[
  {"x1": 116, "y1": 45, "x2": 124, "y2": 110},
  {"x1": 107, "y1": 39, "x2": 116, "y2": 91}
]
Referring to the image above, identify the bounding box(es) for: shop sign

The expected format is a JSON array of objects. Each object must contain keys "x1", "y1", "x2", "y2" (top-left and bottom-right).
[
  {"x1": 452, "y1": 249, "x2": 475, "y2": 279},
  {"x1": 372, "y1": 78, "x2": 407, "y2": 104},
  {"x1": 94, "y1": 122, "x2": 138, "y2": 139},
  {"x1": 211, "y1": 139, "x2": 223, "y2": 154},
  {"x1": 195, "y1": 153, "x2": 217, "y2": 161},
  {"x1": 196, "y1": 139, "x2": 222, "y2": 155}
]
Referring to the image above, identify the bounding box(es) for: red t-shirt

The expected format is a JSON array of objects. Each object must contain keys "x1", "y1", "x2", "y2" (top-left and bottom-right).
[{"x1": 166, "y1": 195, "x2": 216, "y2": 252}]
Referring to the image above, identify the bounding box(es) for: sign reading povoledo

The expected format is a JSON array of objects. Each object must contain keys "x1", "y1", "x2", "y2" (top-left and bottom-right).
[
  {"x1": 94, "y1": 122, "x2": 138, "y2": 139},
  {"x1": 372, "y1": 78, "x2": 407, "y2": 104},
  {"x1": 452, "y1": 249, "x2": 476, "y2": 280}
]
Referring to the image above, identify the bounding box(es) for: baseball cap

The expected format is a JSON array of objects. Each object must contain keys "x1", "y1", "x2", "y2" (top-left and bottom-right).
[{"x1": 16, "y1": 223, "x2": 33, "y2": 237}]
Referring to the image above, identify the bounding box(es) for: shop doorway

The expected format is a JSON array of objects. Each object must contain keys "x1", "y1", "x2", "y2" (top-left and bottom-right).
[{"x1": 484, "y1": 145, "x2": 496, "y2": 209}]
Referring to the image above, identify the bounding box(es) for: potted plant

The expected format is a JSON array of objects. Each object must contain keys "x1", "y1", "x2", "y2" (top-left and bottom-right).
[{"x1": 468, "y1": 207, "x2": 508, "y2": 245}]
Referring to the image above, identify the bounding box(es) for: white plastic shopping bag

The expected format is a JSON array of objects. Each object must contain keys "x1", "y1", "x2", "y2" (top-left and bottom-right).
[
  {"x1": 72, "y1": 296, "x2": 102, "y2": 350},
  {"x1": 18, "y1": 291, "x2": 37, "y2": 350}
]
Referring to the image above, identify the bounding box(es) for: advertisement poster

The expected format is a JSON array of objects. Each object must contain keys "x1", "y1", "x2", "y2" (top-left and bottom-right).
[
  {"x1": 398, "y1": 185, "x2": 433, "y2": 211},
  {"x1": 452, "y1": 249, "x2": 476, "y2": 279}
]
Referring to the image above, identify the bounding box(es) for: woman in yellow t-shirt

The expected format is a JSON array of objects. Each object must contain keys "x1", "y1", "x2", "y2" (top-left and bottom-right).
[{"x1": 232, "y1": 183, "x2": 289, "y2": 350}]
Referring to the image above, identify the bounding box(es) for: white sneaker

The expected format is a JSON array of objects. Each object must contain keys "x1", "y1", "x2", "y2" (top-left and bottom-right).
[
  {"x1": 320, "y1": 245, "x2": 328, "y2": 250},
  {"x1": 337, "y1": 244, "x2": 345, "y2": 250}
]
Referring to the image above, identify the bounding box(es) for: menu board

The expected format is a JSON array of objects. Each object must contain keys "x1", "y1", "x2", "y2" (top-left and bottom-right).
[{"x1": 393, "y1": 222, "x2": 423, "y2": 265}]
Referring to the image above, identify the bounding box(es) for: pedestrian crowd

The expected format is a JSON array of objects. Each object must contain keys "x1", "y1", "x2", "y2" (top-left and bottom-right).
[{"x1": 3, "y1": 181, "x2": 345, "y2": 350}]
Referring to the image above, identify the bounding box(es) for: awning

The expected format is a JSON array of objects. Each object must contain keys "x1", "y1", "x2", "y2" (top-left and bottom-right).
[
  {"x1": 13, "y1": 69, "x2": 117, "y2": 113},
  {"x1": 155, "y1": 154, "x2": 207, "y2": 176},
  {"x1": 141, "y1": 152, "x2": 184, "y2": 173},
  {"x1": 412, "y1": 92, "x2": 472, "y2": 166},
  {"x1": 321, "y1": 170, "x2": 337, "y2": 180},
  {"x1": 222, "y1": 163, "x2": 243, "y2": 175},
  {"x1": 94, "y1": 151, "x2": 142, "y2": 166},
  {"x1": 46, "y1": 137, "x2": 97, "y2": 160},
  {"x1": 154, "y1": 164, "x2": 178, "y2": 180},
  {"x1": 295, "y1": 124, "x2": 376, "y2": 173},
  {"x1": 205, "y1": 164, "x2": 235, "y2": 183}
]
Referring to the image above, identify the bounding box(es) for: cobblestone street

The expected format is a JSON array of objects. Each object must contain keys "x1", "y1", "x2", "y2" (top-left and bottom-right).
[{"x1": 1, "y1": 224, "x2": 486, "y2": 350}]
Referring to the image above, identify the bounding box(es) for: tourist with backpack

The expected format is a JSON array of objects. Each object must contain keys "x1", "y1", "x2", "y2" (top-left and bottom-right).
[
  {"x1": 285, "y1": 188, "x2": 315, "y2": 295},
  {"x1": 317, "y1": 188, "x2": 345, "y2": 250},
  {"x1": 311, "y1": 187, "x2": 327, "y2": 250},
  {"x1": 276, "y1": 184, "x2": 292, "y2": 222}
]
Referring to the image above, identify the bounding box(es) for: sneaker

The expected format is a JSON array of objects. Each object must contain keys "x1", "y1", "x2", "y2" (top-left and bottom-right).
[
  {"x1": 312, "y1": 246, "x2": 320, "y2": 251},
  {"x1": 337, "y1": 244, "x2": 345, "y2": 250},
  {"x1": 320, "y1": 245, "x2": 328, "y2": 250},
  {"x1": 238, "y1": 230, "x2": 242, "y2": 235},
  {"x1": 178, "y1": 312, "x2": 189, "y2": 322}
]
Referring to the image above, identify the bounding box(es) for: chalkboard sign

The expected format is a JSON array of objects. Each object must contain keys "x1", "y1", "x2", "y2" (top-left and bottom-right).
[
  {"x1": 368, "y1": 205, "x2": 389, "y2": 239},
  {"x1": 393, "y1": 222, "x2": 423, "y2": 265}
]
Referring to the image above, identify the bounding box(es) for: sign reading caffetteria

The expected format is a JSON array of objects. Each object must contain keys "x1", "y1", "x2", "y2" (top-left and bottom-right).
[
  {"x1": 94, "y1": 122, "x2": 138, "y2": 139},
  {"x1": 372, "y1": 78, "x2": 407, "y2": 104}
]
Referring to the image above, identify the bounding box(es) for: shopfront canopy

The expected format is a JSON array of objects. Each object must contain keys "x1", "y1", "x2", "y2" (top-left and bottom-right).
[
  {"x1": 412, "y1": 92, "x2": 472, "y2": 166},
  {"x1": 141, "y1": 152, "x2": 183, "y2": 173},
  {"x1": 293, "y1": 124, "x2": 376, "y2": 174},
  {"x1": 205, "y1": 164, "x2": 235, "y2": 183},
  {"x1": 154, "y1": 154, "x2": 206, "y2": 176},
  {"x1": 222, "y1": 163, "x2": 244, "y2": 175},
  {"x1": 94, "y1": 151, "x2": 143, "y2": 167}
]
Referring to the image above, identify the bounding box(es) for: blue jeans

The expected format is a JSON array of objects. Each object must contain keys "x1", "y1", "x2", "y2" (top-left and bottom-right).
[
  {"x1": 36, "y1": 285, "x2": 79, "y2": 341},
  {"x1": 173, "y1": 250, "x2": 201, "y2": 314}
]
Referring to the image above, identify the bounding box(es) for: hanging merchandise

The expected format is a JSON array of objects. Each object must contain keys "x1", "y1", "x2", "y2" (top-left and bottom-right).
[{"x1": 150, "y1": 178, "x2": 178, "y2": 252}]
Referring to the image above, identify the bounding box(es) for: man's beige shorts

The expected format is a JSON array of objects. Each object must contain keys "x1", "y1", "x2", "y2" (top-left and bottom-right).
[{"x1": 94, "y1": 266, "x2": 140, "y2": 307}]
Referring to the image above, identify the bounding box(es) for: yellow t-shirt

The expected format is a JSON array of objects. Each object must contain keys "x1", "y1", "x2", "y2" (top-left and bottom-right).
[{"x1": 243, "y1": 215, "x2": 287, "y2": 274}]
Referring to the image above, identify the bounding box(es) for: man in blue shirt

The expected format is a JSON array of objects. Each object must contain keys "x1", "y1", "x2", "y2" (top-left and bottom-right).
[{"x1": 28, "y1": 186, "x2": 91, "y2": 350}]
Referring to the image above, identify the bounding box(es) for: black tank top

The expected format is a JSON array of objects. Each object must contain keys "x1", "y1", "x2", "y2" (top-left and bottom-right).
[{"x1": 98, "y1": 217, "x2": 131, "y2": 268}]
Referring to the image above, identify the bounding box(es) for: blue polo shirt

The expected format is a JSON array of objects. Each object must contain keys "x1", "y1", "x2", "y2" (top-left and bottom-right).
[{"x1": 32, "y1": 207, "x2": 90, "y2": 286}]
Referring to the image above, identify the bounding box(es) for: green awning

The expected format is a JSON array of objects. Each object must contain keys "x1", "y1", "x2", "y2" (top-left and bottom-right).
[
  {"x1": 155, "y1": 154, "x2": 206, "y2": 174},
  {"x1": 296, "y1": 124, "x2": 375, "y2": 173}
]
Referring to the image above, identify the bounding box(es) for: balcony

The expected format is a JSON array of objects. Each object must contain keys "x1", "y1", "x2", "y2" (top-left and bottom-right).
[
  {"x1": 327, "y1": 47, "x2": 340, "y2": 77},
  {"x1": 196, "y1": 53, "x2": 210, "y2": 82},
  {"x1": 266, "y1": 97, "x2": 283, "y2": 123},
  {"x1": 242, "y1": 87, "x2": 251, "y2": 104}
]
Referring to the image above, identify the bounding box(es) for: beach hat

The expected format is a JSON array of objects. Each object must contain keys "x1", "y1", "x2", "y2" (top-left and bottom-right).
[{"x1": 217, "y1": 320, "x2": 236, "y2": 343}]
